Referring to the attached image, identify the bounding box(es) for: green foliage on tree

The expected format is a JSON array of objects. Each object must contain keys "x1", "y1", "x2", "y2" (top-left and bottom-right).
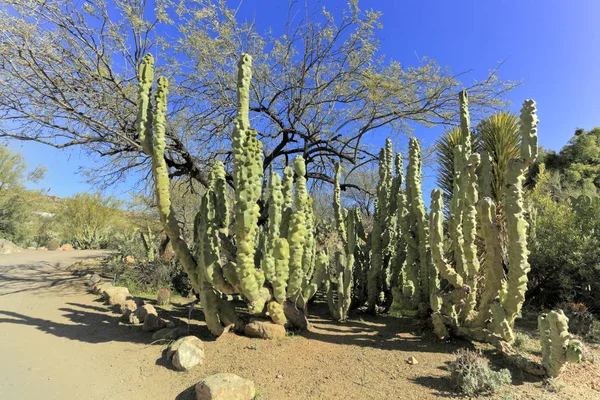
[
  {"x1": 59, "y1": 192, "x2": 124, "y2": 249},
  {"x1": 0, "y1": 145, "x2": 46, "y2": 245},
  {"x1": 527, "y1": 165, "x2": 600, "y2": 310},
  {"x1": 544, "y1": 127, "x2": 600, "y2": 196}
]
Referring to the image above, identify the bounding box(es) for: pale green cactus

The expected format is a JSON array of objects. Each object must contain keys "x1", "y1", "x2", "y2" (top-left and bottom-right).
[
  {"x1": 429, "y1": 92, "x2": 539, "y2": 344},
  {"x1": 136, "y1": 53, "x2": 154, "y2": 155},
  {"x1": 474, "y1": 198, "x2": 504, "y2": 327},
  {"x1": 286, "y1": 157, "x2": 308, "y2": 302},
  {"x1": 272, "y1": 238, "x2": 290, "y2": 304},
  {"x1": 261, "y1": 169, "x2": 284, "y2": 283},
  {"x1": 368, "y1": 138, "x2": 396, "y2": 313},
  {"x1": 301, "y1": 251, "x2": 329, "y2": 306},
  {"x1": 140, "y1": 225, "x2": 154, "y2": 261},
  {"x1": 333, "y1": 163, "x2": 346, "y2": 242},
  {"x1": 280, "y1": 165, "x2": 294, "y2": 238},
  {"x1": 144, "y1": 74, "x2": 200, "y2": 290},
  {"x1": 400, "y1": 137, "x2": 431, "y2": 311},
  {"x1": 538, "y1": 310, "x2": 584, "y2": 377},
  {"x1": 230, "y1": 54, "x2": 271, "y2": 314},
  {"x1": 429, "y1": 189, "x2": 463, "y2": 288},
  {"x1": 460, "y1": 153, "x2": 481, "y2": 322},
  {"x1": 138, "y1": 52, "x2": 323, "y2": 334}
]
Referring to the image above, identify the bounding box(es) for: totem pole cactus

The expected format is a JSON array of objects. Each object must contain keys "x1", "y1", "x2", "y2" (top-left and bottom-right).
[
  {"x1": 368, "y1": 138, "x2": 399, "y2": 313},
  {"x1": 429, "y1": 90, "x2": 539, "y2": 343},
  {"x1": 325, "y1": 163, "x2": 357, "y2": 321},
  {"x1": 136, "y1": 52, "x2": 319, "y2": 335},
  {"x1": 538, "y1": 310, "x2": 583, "y2": 377},
  {"x1": 398, "y1": 137, "x2": 437, "y2": 314}
]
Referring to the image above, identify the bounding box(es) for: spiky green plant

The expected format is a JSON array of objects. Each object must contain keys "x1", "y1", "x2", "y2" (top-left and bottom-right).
[
  {"x1": 136, "y1": 53, "x2": 319, "y2": 336},
  {"x1": 429, "y1": 90, "x2": 539, "y2": 344}
]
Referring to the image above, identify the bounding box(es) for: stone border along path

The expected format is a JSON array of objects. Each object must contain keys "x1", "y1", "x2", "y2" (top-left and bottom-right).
[{"x1": 0, "y1": 250, "x2": 257, "y2": 400}]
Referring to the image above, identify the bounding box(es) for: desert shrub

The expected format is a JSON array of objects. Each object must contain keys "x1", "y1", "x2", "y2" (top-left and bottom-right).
[
  {"x1": 512, "y1": 332, "x2": 530, "y2": 350},
  {"x1": 449, "y1": 349, "x2": 511, "y2": 396},
  {"x1": 108, "y1": 229, "x2": 148, "y2": 260},
  {"x1": 103, "y1": 255, "x2": 191, "y2": 297},
  {"x1": 527, "y1": 166, "x2": 600, "y2": 312}
]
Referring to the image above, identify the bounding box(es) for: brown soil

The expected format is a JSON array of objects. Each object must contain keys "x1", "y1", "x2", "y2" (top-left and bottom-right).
[{"x1": 1, "y1": 250, "x2": 599, "y2": 399}]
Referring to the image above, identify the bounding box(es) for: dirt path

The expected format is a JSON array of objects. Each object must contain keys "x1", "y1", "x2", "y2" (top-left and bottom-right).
[{"x1": 1, "y1": 251, "x2": 598, "y2": 400}]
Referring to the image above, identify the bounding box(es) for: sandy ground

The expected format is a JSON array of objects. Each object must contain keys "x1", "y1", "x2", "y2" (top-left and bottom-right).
[{"x1": 1, "y1": 250, "x2": 599, "y2": 400}]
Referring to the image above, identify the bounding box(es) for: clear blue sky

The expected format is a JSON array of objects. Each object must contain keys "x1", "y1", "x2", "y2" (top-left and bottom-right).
[{"x1": 13, "y1": 0, "x2": 600, "y2": 199}]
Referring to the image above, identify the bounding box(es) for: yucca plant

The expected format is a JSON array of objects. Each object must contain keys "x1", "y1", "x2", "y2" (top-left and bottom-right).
[
  {"x1": 435, "y1": 127, "x2": 479, "y2": 208},
  {"x1": 476, "y1": 111, "x2": 521, "y2": 203}
]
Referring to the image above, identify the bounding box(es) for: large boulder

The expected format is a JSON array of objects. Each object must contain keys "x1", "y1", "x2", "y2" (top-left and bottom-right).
[
  {"x1": 168, "y1": 336, "x2": 205, "y2": 371},
  {"x1": 46, "y1": 239, "x2": 60, "y2": 251},
  {"x1": 244, "y1": 319, "x2": 286, "y2": 340},
  {"x1": 167, "y1": 335, "x2": 203, "y2": 359},
  {"x1": 195, "y1": 373, "x2": 255, "y2": 400},
  {"x1": 0, "y1": 239, "x2": 23, "y2": 255}
]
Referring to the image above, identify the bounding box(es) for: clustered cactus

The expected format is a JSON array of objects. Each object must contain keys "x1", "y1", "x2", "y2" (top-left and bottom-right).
[
  {"x1": 136, "y1": 53, "x2": 322, "y2": 336},
  {"x1": 538, "y1": 310, "x2": 583, "y2": 377},
  {"x1": 135, "y1": 53, "x2": 582, "y2": 380},
  {"x1": 423, "y1": 91, "x2": 539, "y2": 343}
]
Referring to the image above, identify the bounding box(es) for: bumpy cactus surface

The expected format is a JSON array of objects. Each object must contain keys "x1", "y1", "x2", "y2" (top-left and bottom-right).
[
  {"x1": 428, "y1": 90, "x2": 539, "y2": 344},
  {"x1": 538, "y1": 310, "x2": 583, "y2": 377},
  {"x1": 136, "y1": 53, "x2": 319, "y2": 335}
]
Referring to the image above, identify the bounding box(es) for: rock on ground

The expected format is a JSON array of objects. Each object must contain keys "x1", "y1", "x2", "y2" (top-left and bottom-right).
[
  {"x1": 0, "y1": 239, "x2": 23, "y2": 255},
  {"x1": 167, "y1": 336, "x2": 203, "y2": 359},
  {"x1": 102, "y1": 286, "x2": 130, "y2": 305},
  {"x1": 86, "y1": 274, "x2": 102, "y2": 287},
  {"x1": 195, "y1": 373, "x2": 255, "y2": 400},
  {"x1": 142, "y1": 313, "x2": 168, "y2": 332},
  {"x1": 170, "y1": 336, "x2": 205, "y2": 371},
  {"x1": 91, "y1": 282, "x2": 112, "y2": 295},
  {"x1": 135, "y1": 304, "x2": 157, "y2": 323},
  {"x1": 123, "y1": 255, "x2": 136, "y2": 264},
  {"x1": 119, "y1": 299, "x2": 138, "y2": 314},
  {"x1": 244, "y1": 319, "x2": 286, "y2": 340}
]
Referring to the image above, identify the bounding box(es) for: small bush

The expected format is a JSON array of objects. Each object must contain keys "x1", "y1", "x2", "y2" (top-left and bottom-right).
[
  {"x1": 103, "y1": 256, "x2": 188, "y2": 295},
  {"x1": 512, "y1": 332, "x2": 530, "y2": 350},
  {"x1": 562, "y1": 303, "x2": 595, "y2": 336},
  {"x1": 449, "y1": 349, "x2": 511, "y2": 396}
]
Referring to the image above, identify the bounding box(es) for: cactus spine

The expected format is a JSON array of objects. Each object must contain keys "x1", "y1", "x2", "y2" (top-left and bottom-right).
[{"x1": 538, "y1": 310, "x2": 583, "y2": 377}]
